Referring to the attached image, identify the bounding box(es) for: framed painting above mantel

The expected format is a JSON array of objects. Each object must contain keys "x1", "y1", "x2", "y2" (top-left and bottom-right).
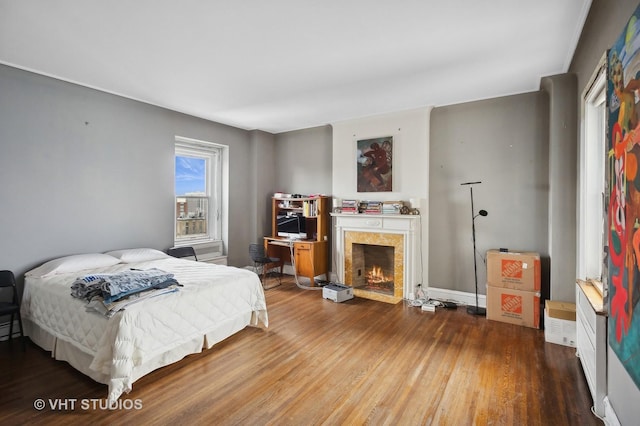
[{"x1": 357, "y1": 136, "x2": 393, "y2": 192}]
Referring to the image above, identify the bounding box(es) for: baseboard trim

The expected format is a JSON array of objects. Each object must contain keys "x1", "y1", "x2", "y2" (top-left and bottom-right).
[
  {"x1": 426, "y1": 287, "x2": 486, "y2": 308},
  {"x1": 243, "y1": 274, "x2": 486, "y2": 307}
]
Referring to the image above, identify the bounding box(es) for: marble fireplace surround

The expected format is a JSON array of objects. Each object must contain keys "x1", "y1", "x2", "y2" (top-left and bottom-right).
[{"x1": 332, "y1": 213, "x2": 420, "y2": 304}]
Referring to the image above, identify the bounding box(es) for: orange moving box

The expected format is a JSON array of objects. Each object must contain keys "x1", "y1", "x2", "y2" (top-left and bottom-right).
[
  {"x1": 486, "y1": 249, "x2": 541, "y2": 291},
  {"x1": 486, "y1": 285, "x2": 541, "y2": 329}
]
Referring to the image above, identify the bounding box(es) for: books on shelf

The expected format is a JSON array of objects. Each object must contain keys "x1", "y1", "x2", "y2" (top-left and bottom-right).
[
  {"x1": 273, "y1": 195, "x2": 321, "y2": 217},
  {"x1": 302, "y1": 200, "x2": 319, "y2": 217}
]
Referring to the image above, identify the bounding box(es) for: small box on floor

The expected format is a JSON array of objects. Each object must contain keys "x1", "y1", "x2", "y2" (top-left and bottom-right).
[
  {"x1": 322, "y1": 283, "x2": 354, "y2": 303},
  {"x1": 544, "y1": 300, "x2": 576, "y2": 347}
]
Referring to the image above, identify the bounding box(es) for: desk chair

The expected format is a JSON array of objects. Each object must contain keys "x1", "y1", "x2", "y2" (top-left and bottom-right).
[
  {"x1": 0, "y1": 270, "x2": 25, "y2": 350},
  {"x1": 167, "y1": 246, "x2": 198, "y2": 261},
  {"x1": 249, "y1": 243, "x2": 281, "y2": 289}
]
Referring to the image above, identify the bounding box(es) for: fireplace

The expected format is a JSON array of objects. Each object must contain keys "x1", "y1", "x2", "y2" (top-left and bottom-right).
[
  {"x1": 333, "y1": 214, "x2": 420, "y2": 304},
  {"x1": 352, "y1": 243, "x2": 395, "y2": 294}
]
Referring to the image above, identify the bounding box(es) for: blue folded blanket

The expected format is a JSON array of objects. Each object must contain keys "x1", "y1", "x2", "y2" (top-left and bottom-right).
[{"x1": 71, "y1": 268, "x2": 179, "y2": 303}]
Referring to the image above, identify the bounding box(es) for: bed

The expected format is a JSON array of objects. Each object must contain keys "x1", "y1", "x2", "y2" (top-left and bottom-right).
[{"x1": 20, "y1": 248, "x2": 268, "y2": 402}]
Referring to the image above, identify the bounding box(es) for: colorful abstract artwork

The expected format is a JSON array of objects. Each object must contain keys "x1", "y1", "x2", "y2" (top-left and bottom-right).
[
  {"x1": 356, "y1": 136, "x2": 393, "y2": 192},
  {"x1": 606, "y1": 4, "x2": 640, "y2": 389}
]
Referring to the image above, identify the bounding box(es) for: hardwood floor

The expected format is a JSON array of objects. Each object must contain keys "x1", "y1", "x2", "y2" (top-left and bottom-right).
[{"x1": 1, "y1": 276, "x2": 601, "y2": 425}]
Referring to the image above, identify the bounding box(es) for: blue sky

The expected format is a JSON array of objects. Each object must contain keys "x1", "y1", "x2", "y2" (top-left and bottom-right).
[{"x1": 175, "y1": 156, "x2": 206, "y2": 195}]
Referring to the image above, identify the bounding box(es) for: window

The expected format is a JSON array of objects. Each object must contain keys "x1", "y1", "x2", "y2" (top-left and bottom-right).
[
  {"x1": 578, "y1": 56, "x2": 606, "y2": 281},
  {"x1": 174, "y1": 136, "x2": 223, "y2": 245}
]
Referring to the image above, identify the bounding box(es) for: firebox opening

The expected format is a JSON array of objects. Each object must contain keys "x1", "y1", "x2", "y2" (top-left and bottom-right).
[{"x1": 352, "y1": 243, "x2": 394, "y2": 296}]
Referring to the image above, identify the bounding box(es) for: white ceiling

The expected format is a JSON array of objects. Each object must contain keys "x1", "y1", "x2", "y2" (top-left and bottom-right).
[{"x1": 0, "y1": 1, "x2": 592, "y2": 134}]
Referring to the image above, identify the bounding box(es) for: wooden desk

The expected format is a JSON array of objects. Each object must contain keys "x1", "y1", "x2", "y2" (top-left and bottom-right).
[{"x1": 264, "y1": 237, "x2": 328, "y2": 285}]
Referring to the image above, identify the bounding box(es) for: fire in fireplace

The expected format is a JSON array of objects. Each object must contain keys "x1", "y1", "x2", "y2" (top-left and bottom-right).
[
  {"x1": 365, "y1": 265, "x2": 394, "y2": 292},
  {"x1": 352, "y1": 243, "x2": 394, "y2": 296}
]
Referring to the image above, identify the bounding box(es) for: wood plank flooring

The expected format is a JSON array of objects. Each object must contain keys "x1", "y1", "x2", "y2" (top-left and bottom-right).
[{"x1": 0, "y1": 276, "x2": 601, "y2": 425}]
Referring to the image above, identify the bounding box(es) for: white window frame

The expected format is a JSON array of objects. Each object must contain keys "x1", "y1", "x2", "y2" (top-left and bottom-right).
[
  {"x1": 577, "y1": 54, "x2": 607, "y2": 281},
  {"x1": 174, "y1": 136, "x2": 223, "y2": 246}
]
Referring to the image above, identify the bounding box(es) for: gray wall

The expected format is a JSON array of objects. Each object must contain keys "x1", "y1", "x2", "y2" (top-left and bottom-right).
[
  {"x1": 429, "y1": 92, "x2": 549, "y2": 295},
  {"x1": 274, "y1": 125, "x2": 333, "y2": 196},
  {"x1": 569, "y1": 0, "x2": 640, "y2": 422},
  {"x1": 0, "y1": 60, "x2": 333, "y2": 282},
  {"x1": 245, "y1": 126, "x2": 333, "y2": 244},
  {"x1": 249, "y1": 130, "x2": 277, "y2": 242},
  {"x1": 540, "y1": 73, "x2": 578, "y2": 302},
  {"x1": 0, "y1": 64, "x2": 257, "y2": 280},
  {"x1": 273, "y1": 125, "x2": 333, "y2": 268}
]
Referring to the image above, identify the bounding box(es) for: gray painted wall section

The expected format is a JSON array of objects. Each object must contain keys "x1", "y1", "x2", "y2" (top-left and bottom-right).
[
  {"x1": 0, "y1": 64, "x2": 255, "y2": 279},
  {"x1": 429, "y1": 93, "x2": 549, "y2": 295},
  {"x1": 274, "y1": 125, "x2": 333, "y2": 196},
  {"x1": 569, "y1": 0, "x2": 640, "y2": 422},
  {"x1": 273, "y1": 125, "x2": 333, "y2": 270},
  {"x1": 250, "y1": 130, "x2": 277, "y2": 242},
  {"x1": 540, "y1": 73, "x2": 578, "y2": 303}
]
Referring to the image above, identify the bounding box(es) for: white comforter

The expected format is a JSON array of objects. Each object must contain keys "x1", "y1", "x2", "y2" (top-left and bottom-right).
[{"x1": 21, "y1": 258, "x2": 268, "y2": 401}]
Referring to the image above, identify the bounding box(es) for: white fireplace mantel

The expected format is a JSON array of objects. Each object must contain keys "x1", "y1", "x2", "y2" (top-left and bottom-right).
[{"x1": 331, "y1": 213, "x2": 421, "y2": 301}]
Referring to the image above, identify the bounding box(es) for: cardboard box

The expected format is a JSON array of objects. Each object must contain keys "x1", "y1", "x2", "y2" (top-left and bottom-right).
[
  {"x1": 486, "y1": 249, "x2": 541, "y2": 291},
  {"x1": 486, "y1": 285, "x2": 540, "y2": 329},
  {"x1": 544, "y1": 300, "x2": 576, "y2": 347},
  {"x1": 545, "y1": 300, "x2": 576, "y2": 321}
]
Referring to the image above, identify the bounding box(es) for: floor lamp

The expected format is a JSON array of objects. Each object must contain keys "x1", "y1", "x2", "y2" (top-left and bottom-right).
[{"x1": 461, "y1": 181, "x2": 488, "y2": 316}]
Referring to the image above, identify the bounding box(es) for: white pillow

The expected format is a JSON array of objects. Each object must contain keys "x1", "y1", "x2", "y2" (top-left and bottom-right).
[
  {"x1": 25, "y1": 253, "x2": 121, "y2": 278},
  {"x1": 105, "y1": 248, "x2": 170, "y2": 263}
]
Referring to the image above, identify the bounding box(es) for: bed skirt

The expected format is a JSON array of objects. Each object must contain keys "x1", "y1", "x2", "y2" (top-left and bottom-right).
[{"x1": 24, "y1": 311, "x2": 261, "y2": 398}]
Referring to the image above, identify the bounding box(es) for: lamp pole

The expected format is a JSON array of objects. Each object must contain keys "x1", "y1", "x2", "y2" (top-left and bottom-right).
[{"x1": 461, "y1": 181, "x2": 487, "y2": 316}]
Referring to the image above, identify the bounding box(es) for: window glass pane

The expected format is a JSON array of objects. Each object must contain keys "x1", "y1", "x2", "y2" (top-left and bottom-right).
[
  {"x1": 175, "y1": 156, "x2": 206, "y2": 196},
  {"x1": 175, "y1": 196, "x2": 208, "y2": 239},
  {"x1": 175, "y1": 155, "x2": 208, "y2": 240}
]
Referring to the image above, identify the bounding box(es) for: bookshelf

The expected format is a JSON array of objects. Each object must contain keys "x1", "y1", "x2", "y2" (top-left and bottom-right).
[
  {"x1": 270, "y1": 196, "x2": 329, "y2": 241},
  {"x1": 265, "y1": 196, "x2": 331, "y2": 285}
]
